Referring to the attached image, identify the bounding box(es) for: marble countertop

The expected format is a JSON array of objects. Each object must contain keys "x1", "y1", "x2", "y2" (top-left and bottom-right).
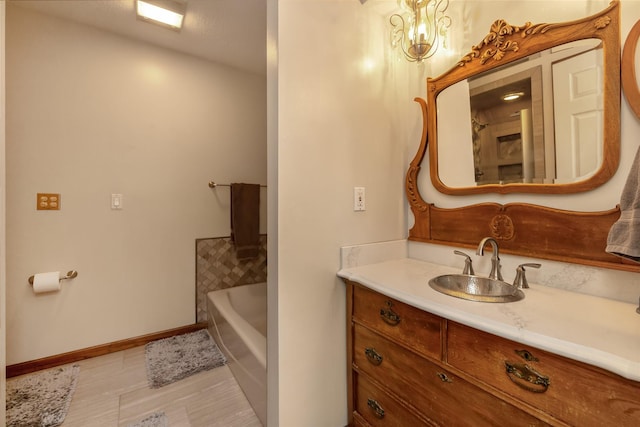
[{"x1": 338, "y1": 258, "x2": 640, "y2": 382}]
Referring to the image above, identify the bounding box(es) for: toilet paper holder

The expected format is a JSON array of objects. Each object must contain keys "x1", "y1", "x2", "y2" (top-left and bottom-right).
[{"x1": 28, "y1": 270, "x2": 78, "y2": 286}]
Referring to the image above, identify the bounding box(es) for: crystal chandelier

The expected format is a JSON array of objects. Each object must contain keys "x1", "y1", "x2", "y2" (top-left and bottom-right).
[{"x1": 390, "y1": 0, "x2": 451, "y2": 63}]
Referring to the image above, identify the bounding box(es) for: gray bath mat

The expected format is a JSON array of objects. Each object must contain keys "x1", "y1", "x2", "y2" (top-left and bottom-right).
[
  {"x1": 6, "y1": 364, "x2": 80, "y2": 427},
  {"x1": 145, "y1": 329, "x2": 227, "y2": 388},
  {"x1": 127, "y1": 411, "x2": 169, "y2": 427}
]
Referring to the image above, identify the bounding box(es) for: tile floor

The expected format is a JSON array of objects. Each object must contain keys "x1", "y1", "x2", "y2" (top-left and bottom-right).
[{"x1": 22, "y1": 345, "x2": 262, "y2": 426}]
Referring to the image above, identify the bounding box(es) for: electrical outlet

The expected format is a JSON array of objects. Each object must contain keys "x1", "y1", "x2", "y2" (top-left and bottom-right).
[
  {"x1": 354, "y1": 187, "x2": 365, "y2": 211},
  {"x1": 37, "y1": 193, "x2": 60, "y2": 210}
]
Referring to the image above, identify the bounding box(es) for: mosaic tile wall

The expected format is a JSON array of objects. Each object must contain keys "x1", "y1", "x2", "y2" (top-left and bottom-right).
[{"x1": 196, "y1": 235, "x2": 268, "y2": 322}]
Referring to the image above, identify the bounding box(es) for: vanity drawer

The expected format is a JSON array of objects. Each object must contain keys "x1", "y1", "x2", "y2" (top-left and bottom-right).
[
  {"x1": 354, "y1": 372, "x2": 431, "y2": 427},
  {"x1": 354, "y1": 324, "x2": 548, "y2": 427},
  {"x1": 447, "y1": 322, "x2": 640, "y2": 427},
  {"x1": 352, "y1": 285, "x2": 442, "y2": 360},
  {"x1": 352, "y1": 412, "x2": 374, "y2": 427}
]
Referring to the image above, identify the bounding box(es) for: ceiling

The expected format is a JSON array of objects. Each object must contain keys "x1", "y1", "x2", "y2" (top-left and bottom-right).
[{"x1": 8, "y1": 0, "x2": 267, "y2": 75}]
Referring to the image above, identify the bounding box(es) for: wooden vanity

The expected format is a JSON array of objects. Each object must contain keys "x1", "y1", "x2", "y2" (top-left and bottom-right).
[
  {"x1": 344, "y1": 280, "x2": 640, "y2": 426},
  {"x1": 341, "y1": 2, "x2": 640, "y2": 424}
]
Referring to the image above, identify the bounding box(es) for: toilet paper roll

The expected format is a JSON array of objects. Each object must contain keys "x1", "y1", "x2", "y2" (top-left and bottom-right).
[{"x1": 33, "y1": 271, "x2": 61, "y2": 293}]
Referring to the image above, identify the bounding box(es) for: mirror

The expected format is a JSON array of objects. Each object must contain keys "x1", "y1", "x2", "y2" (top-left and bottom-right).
[
  {"x1": 438, "y1": 39, "x2": 603, "y2": 187},
  {"x1": 406, "y1": 1, "x2": 638, "y2": 273},
  {"x1": 427, "y1": 2, "x2": 620, "y2": 194}
]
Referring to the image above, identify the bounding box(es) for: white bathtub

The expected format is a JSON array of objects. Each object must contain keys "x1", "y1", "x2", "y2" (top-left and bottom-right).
[{"x1": 207, "y1": 283, "x2": 266, "y2": 426}]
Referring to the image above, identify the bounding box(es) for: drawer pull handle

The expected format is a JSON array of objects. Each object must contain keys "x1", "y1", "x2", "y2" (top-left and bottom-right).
[
  {"x1": 364, "y1": 347, "x2": 383, "y2": 366},
  {"x1": 505, "y1": 361, "x2": 550, "y2": 393},
  {"x1": 380, "y1": 301, "x2": 401, "y2": 326},
  {"x1": 437, "y1": 372, "x2": 453, "y2": 383},
  {"x1": 515, "y1": 349, "x2": 539, "y2": 362},
  {"x1": 367, "y1": 398, "x2": 385, "y2": 419}
]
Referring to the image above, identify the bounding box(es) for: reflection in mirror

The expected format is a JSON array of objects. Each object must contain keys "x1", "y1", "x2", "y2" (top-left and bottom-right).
[{"x1": 437, "y1": 39, "x2": 603, "y2": 188}]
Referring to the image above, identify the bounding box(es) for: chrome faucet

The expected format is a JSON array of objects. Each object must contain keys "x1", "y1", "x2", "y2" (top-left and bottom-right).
[
  {"x1": 513, "y1": 263, "x2": 541, "y2": 289},
  {"x1": 454, "y1": 250, "x2": 475, "y2": 275},
  {"x1": 476, "y1": 237, "x2": 503, "y2": 281}
]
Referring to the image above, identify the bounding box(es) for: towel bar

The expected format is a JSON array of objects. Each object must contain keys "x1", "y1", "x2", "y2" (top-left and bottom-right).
[
  {"x1": 208, "y1": 181, "x2": 267, "y2": 188},
  {"x1": 28, "y1": 270, "x2": 78, "y2": 286}
]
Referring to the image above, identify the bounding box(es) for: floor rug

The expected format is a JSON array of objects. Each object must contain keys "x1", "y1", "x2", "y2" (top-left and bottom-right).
[
  {"x1": 145, "y1": 329, "x2": 227, "y2": 388},
  {"x1": 126, "y1": 411, "x2": 169, "y2": 427},
  {"x1": 6, "y1": 364, "x2": 80, "y2": 427}
]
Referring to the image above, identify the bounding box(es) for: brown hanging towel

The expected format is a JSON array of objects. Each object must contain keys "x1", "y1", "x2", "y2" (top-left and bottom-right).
[{"x1": 230, "y1": 183, "x2": 261, "y2": 260}]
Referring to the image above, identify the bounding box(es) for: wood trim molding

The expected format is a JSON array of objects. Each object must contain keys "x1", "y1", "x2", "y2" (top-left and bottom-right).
[
  {"x1": 6, "y1": 322, "x2": 208, "y2": 378},
  {"x1": 622, "y1": 18, "x2": 640, "y2": 120}
]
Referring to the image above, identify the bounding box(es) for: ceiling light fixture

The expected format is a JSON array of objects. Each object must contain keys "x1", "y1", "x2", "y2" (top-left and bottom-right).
[
  {"x1": 502, "y1": 92, "x2": 525, "y2": 101},
  {"x1": 136, "y1": 0, "x2": 186, "y2": 31},
  {"x1": 390, "y1": 0, "x2": 451, "y2": 63}
]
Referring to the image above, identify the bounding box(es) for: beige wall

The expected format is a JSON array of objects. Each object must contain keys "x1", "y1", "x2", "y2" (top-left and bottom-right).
[
  {"x1": 274, "y1": 1, "x2": 421, "y2": 425},
  {"x1": 5, "y1": 5, "x2": 266, "y2": 365}
]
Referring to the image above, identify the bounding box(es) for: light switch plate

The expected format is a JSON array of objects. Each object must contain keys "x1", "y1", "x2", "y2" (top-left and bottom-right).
[
  {"x1": 111, "y1": 194, "x2": 123, "y2": 210},
  {"x1": 354, "y1": 187, "x2": 365, "y2": 211}
]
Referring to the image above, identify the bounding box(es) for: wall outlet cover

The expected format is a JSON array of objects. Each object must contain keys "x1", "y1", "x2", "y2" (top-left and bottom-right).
[{"x1": 37, "y1": 193, "x2": 60, "y2": 210}]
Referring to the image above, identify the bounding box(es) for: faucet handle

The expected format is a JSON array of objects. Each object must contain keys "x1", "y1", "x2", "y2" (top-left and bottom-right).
[
  {"x1": 513, "y1": 263, "x2": 541, "y2": 289},
  {"x1": 454, "y1": 250, "x2": 475, "y2": 275}
]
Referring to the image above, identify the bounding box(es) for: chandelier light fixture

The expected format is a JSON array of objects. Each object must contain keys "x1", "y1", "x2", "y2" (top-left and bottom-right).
[{"x1": 390, "y1": 0, "x2": 451, "y2": 63}]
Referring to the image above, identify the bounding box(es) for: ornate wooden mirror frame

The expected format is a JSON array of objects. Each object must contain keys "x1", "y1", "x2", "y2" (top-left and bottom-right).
[
  {"x1": 622, "y1": 15, "x2": 640, "y2": 120},
  {"x1": 406, "y1": 0, "x2": 640, "y2": 272},
  {"x1": 429, "y1": 1, "x2": 620, "y2": 195}
]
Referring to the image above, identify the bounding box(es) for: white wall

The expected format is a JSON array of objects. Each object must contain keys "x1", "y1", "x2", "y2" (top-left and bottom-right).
[
  {"x1": 274, "y1": 0, "x2": 421, "y2": 425},
  {"x1": 5, "y1": 5, "x2": 266, "y2": 365},
  {"x1": 273, "y1": 0, "x2": 640, "y2": 425}
]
